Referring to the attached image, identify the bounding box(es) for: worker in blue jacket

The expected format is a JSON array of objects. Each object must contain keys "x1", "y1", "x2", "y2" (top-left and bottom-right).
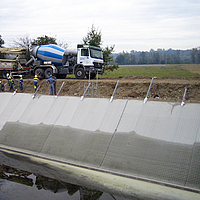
[{"x1": 46, "y1": 74, "x2": 56, "y2": 95}]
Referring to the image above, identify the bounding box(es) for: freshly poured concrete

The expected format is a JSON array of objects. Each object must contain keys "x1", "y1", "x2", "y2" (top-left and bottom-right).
[{"x1": 0, "y1": 92, "x2": 200, "y2": 199}]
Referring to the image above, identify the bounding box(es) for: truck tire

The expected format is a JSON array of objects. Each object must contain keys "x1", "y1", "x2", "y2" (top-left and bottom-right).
[
  {"x1": 75, "y1": 68, "x2": 85, "y2": 79},
  {"x1": 35, "y1": 68, "x2": 45, "y2": 79},
  {"x1": 1, "y1": 71, "x2": 9, "y2": 79},
  {"x1": 45, "y1": 68, "x2": 53, "y2": 78}
]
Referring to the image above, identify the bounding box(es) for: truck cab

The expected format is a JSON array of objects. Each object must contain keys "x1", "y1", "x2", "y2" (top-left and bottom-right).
[{"x1": 75, "y1": 44, "x2": 104, "y2": 79}]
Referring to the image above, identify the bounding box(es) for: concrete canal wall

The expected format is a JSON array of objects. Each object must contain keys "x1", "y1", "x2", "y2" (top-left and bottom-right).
[{"x1": 0, "y1": 92, "x2": 200, "y2": 198}]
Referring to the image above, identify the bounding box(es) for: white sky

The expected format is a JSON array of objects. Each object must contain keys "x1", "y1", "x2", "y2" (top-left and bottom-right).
[{"x1": 1, "y1": 0, "x2": 200, "y2": 53}]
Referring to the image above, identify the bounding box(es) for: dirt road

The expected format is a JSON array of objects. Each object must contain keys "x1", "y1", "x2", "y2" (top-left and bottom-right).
[{"x1": 3, "y1": 76, "x2": 200, "y2": 103}]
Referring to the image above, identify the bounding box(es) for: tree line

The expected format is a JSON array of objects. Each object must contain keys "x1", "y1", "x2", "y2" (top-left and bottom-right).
[{"x1": 113, "y1": 48, "x2": 200, "y2": 65}]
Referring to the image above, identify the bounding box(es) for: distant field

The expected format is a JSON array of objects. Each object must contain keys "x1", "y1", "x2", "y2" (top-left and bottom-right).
[{"x1": 100, "y1": 64, "x2": 200, "y2": 78}]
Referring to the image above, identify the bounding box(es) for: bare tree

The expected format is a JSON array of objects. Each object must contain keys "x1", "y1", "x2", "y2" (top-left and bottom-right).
[
  {"x1": 57, "y1": 40, "x2": 68, "y2": 49},
  {"x1": 13, "y1": 34, "x2": 32, "y2": 50}
]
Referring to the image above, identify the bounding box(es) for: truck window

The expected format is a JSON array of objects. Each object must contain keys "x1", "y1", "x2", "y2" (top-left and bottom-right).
[
  {"x1": 81, "y1": 49, "x2": 89, "y2": 56},
  {"x1": 90, "y1": 49, "x2": 103, "y2": 59}
]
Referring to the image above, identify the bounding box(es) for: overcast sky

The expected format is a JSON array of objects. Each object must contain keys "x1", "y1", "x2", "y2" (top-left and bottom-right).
[{"x1": 1, "y1": 0, "x2": 200, "y2": 53}]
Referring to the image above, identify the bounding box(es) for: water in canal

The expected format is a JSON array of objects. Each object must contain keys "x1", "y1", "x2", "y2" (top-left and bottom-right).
[
  {"x1": 0, "y1": 151, "x2": 133, "y2": 200},
  {"x1": 0, "y1": 166, "x2": 128, "y2": 200}
]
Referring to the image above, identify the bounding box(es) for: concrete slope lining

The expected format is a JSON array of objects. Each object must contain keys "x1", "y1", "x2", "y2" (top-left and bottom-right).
[{"x1": 0, "y1": 93, "x2": 199, "y2": 196}]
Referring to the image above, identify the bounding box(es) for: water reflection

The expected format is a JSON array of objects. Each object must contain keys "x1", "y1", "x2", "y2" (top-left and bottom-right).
[{"x1": 0, "y1": 165, "x2": 120, "y2": 200}]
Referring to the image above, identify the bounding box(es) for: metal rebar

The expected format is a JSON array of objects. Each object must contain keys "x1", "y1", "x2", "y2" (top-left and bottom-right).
[
  {"x1": 181, "y1": 88, "x2": 187, "y2": 107},
  {"x1": 32, "y1": 85, "x2": 40, "y2": 99},
  {"x1": 110, "y1": 80, "x2": 119, "y2": 102},
  {"x1": 81, "y1": 82, "x2": 91, "y2": 101},
  {"x1": 55, "y1": 82, "x2": 65, "y2": 98},
  {"x1": 144, "y1": 77, "x2": 157, "y2": 104}
]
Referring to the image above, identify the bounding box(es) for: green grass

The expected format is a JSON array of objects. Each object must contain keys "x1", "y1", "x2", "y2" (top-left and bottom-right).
[
  {"x1": 66, "y1": 64, "x2": 200, "y2": 78},
  {"x1": 100, "y1": 64, "x2": 200, "y2": 78}
]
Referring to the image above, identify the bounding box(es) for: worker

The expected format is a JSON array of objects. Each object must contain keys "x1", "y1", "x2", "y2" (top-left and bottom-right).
[
  {"x1": 6, "y1": 73, "x2": 11, "y2": 82},
  {"x1": 46, "y1": 74, "x2": 56, "y2": 95},
  {"x1": 33, "y1": 75, "x2": 39, "y2": 91},
  {"x1": 8, "y1": 76, "x2": 16, "y2": 92},
  {"x1": 7, "y1": 74, "x2": 11, "y2": 89},
  {"x1": 37, "y1": 71, "x2": 44, "y2": 80},
  {"x1": 52, "y1": 74, "x2": 57, "y2": 95},
  {"x1": 0, "y1": 81, "x2": 5, "y2": 92},
  {"x1": 19, "y1": 75, "x2": 23, "y2": 92}
]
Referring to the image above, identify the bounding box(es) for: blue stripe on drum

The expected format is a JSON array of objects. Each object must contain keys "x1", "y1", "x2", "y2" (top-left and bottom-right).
[
  {"x1": 37, "y1": 50, "x2": 63, "y2": 60},
  {"x1": 46, "y1": 44, "x2": 65, "y2": 52},
  {"x1": 37, "y1": 44, "x2": 65, "y2": 66}
]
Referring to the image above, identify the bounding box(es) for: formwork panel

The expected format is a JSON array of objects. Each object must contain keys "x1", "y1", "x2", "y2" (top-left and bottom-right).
[
  {"x1": 0, "y1": 94, "x2": 24, "y2": 130},
  {"x1": 25, "y1": 96, "x2": 55, "y2": 124},
  {"x1": 99, "y1": 100, "x2": 127, "y2": 133},
  {"x1": 8, "y1": 93, "x2": 32, "y2": 122},
  {"x1": 172, "y1": 104, "x2": 200, "y2": 144},
  {"x1": 18, "y1": 96, "x2": 41, "y2": 124},
  {"x1": 69, "y1": 98, "x2": 109, "y2": 131},
  {"x1": 117, "y1": 100, "x2": 143, "y2": 132},
  {"x1": 43, "y1": 96, "x2": 69, "y2": 125},
  {"x1": 0, "y1": 93, "x2": 12, "y2": 115},
  {"x1": 55, "y1": 96, "x2": 80, "y2": 127}
]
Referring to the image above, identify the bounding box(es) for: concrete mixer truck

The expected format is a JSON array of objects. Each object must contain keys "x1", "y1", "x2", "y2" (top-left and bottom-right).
[
  {"x1": 26, "y1": 44, "x2": 104, "y2": 79},
  {"x1": 0, "y1": 47, "x2": 30, "y2": 78}
]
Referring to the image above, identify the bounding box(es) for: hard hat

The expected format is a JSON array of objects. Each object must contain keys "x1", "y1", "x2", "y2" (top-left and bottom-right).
[
  {"x1": 49, "y1": 74, "x2": 52, "y2": 77},
  {"x1": 19, "y1": 75, "x2": 22, "y2": 77},
  {"x1": 0, "y1": 81, "x2": 1, "y2": 83},
  {"x1": 35, "y1": 75, "x2": 37, "y2": 78}
]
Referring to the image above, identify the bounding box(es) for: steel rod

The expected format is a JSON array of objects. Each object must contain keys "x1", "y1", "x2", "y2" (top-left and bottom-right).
[
  {"x1": 81, "y1": 82, "x2": 91, "y2": 101},
  {"x1": 144, "y1": 77, "x2": 157, "y2": 104},
  {"x1": 181, "y1": 88, "x2": 187, "y2": 107},
  {"x1": 55, "y1": 82, "x2": 65, "y2": 98},
  {"x1": 32, "y1": 85, "x2": 40, "y2": 99},
  {"x1": 110, "y1": 80, "x2": 119, "y2": 102}
]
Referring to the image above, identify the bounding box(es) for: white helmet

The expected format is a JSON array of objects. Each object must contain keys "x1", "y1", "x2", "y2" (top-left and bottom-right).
[
  {"x1": 19, "y1": 75, "x2": 22, "y2": 77},
  {"x1": 35, "y1": 75, "x2": 37, "y2": 78}
]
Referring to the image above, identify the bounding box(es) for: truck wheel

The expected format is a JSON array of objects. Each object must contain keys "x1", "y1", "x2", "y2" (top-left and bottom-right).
[
  {"x1": 45, "y1": 68, "x2": 53, "y2": 78},
  {"x1": 1, "y1": 71, "x2": 9, "y2": 79},
  {"x1": 35, "y1": 68, "x2": 45, "y2": 79},
  {"x1": 75, "y1": 68, "x2": 85, "y2": 79}
]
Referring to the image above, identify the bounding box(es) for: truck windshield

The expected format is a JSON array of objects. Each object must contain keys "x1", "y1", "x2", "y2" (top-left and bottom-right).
[{"x1": 90, "y1": 48, "x2": 103, "y2": 59}]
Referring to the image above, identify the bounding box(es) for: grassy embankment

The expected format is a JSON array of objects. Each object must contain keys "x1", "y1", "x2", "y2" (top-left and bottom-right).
[
  {"x1": 66, "y1": 64, "x2": 200, "y2": 78},
  {"x1": 100, "y1": 64, "x2": 200, "y2": 78}
]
